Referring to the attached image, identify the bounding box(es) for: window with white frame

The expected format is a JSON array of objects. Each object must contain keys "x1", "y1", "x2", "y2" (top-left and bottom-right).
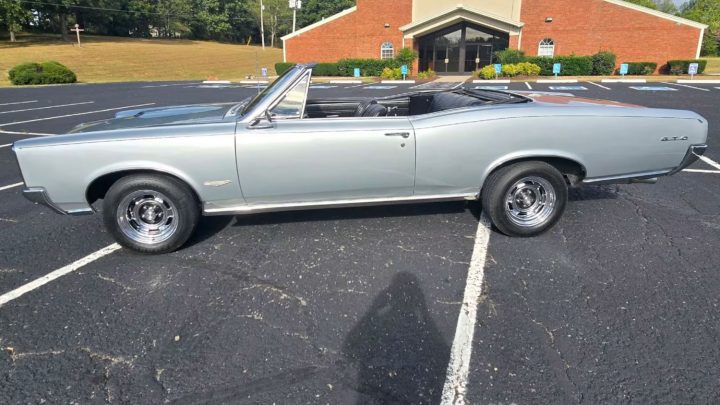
[
  {"x1": 380, "y1": 42, "x2": 394, "y2": 60},
  {"x1": 538, "y1": 38, "x2": 555, "y2": 57}
]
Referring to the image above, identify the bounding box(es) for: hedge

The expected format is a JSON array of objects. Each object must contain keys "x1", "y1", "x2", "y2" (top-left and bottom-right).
[
  {"x1": 495, "y1": 49, "x2": 526, "y2": 64},
  {"x1": 337, "y1": 58, "x2": 400, "y2": 77},
  {"x1": 275, "y1": 62, "x2": 296, "y2": 75},
  {"x1": 313, "y1": 63, "x2": 342, "y2": 76},
  {"x1": 591, "y1": 52, "x2": 616, "y2": 75},
  {"x1": 8, "y1": 61, "x2": 77, "y2": 85},
  {"x1": 623, "y1": 62, "x2": 657, "y2": 75},
  {"x1": 667, "y1": 59, "x2": 707, "y2": 75},
  {"x1": 525, "y1": 55, "x2": 593, "y2": 76}
]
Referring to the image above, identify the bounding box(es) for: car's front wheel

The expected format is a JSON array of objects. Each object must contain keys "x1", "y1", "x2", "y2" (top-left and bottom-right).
[
  {"x1": 481, "y1": 161, "x2": 568, "y2": 237},
  {"x1": 103, "y1": 174, "x2": 199, "y2": 254}
]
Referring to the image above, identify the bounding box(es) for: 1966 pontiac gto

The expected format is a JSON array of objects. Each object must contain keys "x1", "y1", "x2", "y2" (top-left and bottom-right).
[{"x1": 12, "y1": 64, "x2": 708, "y2": 253}]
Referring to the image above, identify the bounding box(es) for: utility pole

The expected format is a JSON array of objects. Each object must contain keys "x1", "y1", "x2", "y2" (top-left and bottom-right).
[
  {"x1": 260, "y1": 0, "x2": 265, "y2": 50},
  {"x1": 289, "y1": 0, "x2": 302, "y2": 32}
]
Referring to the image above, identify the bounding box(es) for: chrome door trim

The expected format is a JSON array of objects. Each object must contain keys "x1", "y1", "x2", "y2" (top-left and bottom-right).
[{"x1": 202, "y1": 193, "x2": 479, "y2": 216}]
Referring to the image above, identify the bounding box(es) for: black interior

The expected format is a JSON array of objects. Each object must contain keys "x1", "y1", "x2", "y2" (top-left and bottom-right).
[{"x1": 304, "y1": 91, "x2": 495, "y2": 119}]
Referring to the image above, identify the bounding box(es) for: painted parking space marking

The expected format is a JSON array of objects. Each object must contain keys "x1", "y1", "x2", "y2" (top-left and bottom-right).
[
  {"x1": 142, "y1": 83, "x2": 201, "y2": 88},
  {"x1": 363, "y1": 85, "x2": 397, "y2": 90},
  {"x1": 525, "y1": 82, "x2": 532, "y2": 89},
  {"x1": 549, "y1": 86, "x2": 588, "y2": 91},
  {"x1": 411, "y1": 82, "x2": 463, "y2": 90},
  {"x1": 310, "y1": 85, "x2": 338, "y2": 89},
  {"x1": 662, "y1": 82, "x2": 710, "y2": 92},
  {"x1": 441, "y1": 214, "x2": 492, "y2": 405},
  {"x1": 0, "y1": 100, "x2": 38, "y2": 107},
  {"x1": 586, "y1": 81, "x2": 611, "y2": 90},
  {"x1": 0, "y1": 143, "x2": 12, "y2": 149},
  {"x1": 683, "y1": 169, "x2": 720, "y2": 174},
  {"x1": 0, "y1": 244, "x2": 121, "y2": 308},
  {"x1": 0, "y1": 182, "x2": 23, "y2": 191},
  {"x1": 0, "y1": 101, "x2": 94, "y2": 115},
  {"x1": 0, "y1": 103, "x2": 155, "y2": 127},
  {"x1": 629, "y1": 86, "x2": 677, "y2": 91},
  {"x1": 0, "y1": 129, "x2": 57, "y2": 137},
  {"x1": 699, "y1": 155, "x2": 720, "y2": 171},
  {"x1": 474, "y1": 85, "x2": 507, "y2": 90}
]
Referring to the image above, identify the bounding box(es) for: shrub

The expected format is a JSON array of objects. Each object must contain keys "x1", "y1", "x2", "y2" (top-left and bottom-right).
[
  {"x1": 526, "y1": 55, "x2": 593, "y2": 76},
  {"x1": 501, "y1": 64, "x2": 519, "y2": 77},
  {"x1": 476, "y1": 65, "x2": 498, "y2": 80},
  {"x1": 395, "y1": 47, "x2": 418, "y2": 69},
  {"x1": 313, "y1": 63, "x2": 341, "y2": 76},
  {"x1": 623, "y1": 62, "x2": 657, "y2": 75},
  {"x1": 516, "y1": 62, "x2": 541, "y2": 76},
  {"x1": 495, "y1": 49, "x2": 526, "y2": 64},
  {"x1": 337, "y1": 58, "x2": 399, "y2": 76},
  {"x1": 275, "y1": 62, "x2": 295, "y2": 75},
  {"x1": 474, "y1": 63, "x2": 541, "y2": 79},
  {"x1": 417, "y1": 69, "x2": 437, "y2": 80},
  {"x1": 380, "y1": 67, "x2": 403, "y2": 80},
  {"x1": 591, "y1": 51, "x2": 616, "y2": 75},
  {"x1": 667, "y1": 59, "x2": 707, "y2": 75},
  {"x1": 9, "y1": 61, "x2": 77, "y2": 85}
]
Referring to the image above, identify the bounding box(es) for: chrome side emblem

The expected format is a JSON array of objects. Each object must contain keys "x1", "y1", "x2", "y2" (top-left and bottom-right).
[
  {"x1": 203, "y1": 180, "x2": 232, "y2": 187},
  {"x1": 660, "y1": 136, "x2": 688, "y2": 142}
]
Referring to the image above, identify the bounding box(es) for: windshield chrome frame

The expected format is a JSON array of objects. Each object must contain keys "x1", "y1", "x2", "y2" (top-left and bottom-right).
[{"x1": 240, "y1": 64, "x2": 313, "y2": 124}]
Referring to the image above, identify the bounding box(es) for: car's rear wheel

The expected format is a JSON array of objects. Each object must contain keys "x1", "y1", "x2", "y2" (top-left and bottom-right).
[
  {"x1": 481, "y1": 161, "x2": 567, "y2": 237},
  {"x1": 103, "y1": 174, "x2": 199, "y2": 254}
]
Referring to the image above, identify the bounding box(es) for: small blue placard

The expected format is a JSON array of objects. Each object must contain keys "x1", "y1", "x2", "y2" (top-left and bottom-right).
[
  {"x1": 688, "y1": 63, "x2": 699, "y2": 75},
  {"x1": 261, "y1": 67, "x2": 268, "y2": 77},
  {"x1": 619, "y1": 64, "x2": 629, "y2": 75},
  {"x1": 552, "y1": 63, "x2": 562, "y2": 74},
  {"x1": 401, "y1": 65, "x2": 408, "y2": 75},
  {"x1": 494, "y1": 64, "x2": 502, "y2": 74},
  {"x1": 354, "y1": 68, "x2": 361, "y2": 78}
]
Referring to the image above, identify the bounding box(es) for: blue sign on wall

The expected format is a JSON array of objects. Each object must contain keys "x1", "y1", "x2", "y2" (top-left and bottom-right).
[
  {"x1": 401, "y1": 65, "x2": 408, "y2": 75},
  {"x1": 494, "y1": 64, "x2": 502, "y2": 74},
  {"x1": 354, "y1": 68, "x2": 361, "y2": 78},
  {"x1": 619, "y1": 64, "x2": 629, "y2": 75},
  {"x1": 552, "y1": 63, "x2": 562, "y2": 74}
]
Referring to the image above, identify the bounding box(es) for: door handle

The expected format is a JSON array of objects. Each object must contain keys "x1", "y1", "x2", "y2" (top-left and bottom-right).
[{"x1": 385, "y1": 132, "x2": 410, "y2": 138}]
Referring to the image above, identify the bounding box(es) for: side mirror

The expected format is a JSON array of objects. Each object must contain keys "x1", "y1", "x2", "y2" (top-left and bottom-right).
[{"x1": 248, "y1": 111, "x2": 273, "y2": 129}]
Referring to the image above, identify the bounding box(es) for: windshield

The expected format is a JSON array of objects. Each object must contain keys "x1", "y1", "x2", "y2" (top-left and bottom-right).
[{"x1": 241, "y1": 66, "x2": 301, "y2": 116}]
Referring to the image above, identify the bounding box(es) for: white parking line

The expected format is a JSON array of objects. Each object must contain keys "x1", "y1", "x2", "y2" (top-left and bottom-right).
[
  {"x1": 0, "y1": 101, "x2": 94, "y2": 115},
  {"x1": 662, "y1": 82, "x2": 710, "y2": 92},
  {"x1": 0, "y1": 129, "x2": 57, "y2": 136},
  {"x1": 524, "y1": 81, "x2": 532, "y2": 89},
  {"x1": 0, "y1": 143, "x2": 12, "y2": 149},
  {"x1": 0, "y1": 182, "x2": 24, "y2": 191},
  {"x1": 0, "y1": 103, "x2": 155, "y2": 127},
  {"x1": 683, "y1": 169, "x2": 720, "y2": 174},
  {"x1": 0, "y1": 100, "x2": 38, "y2": 107},
  {"x1": 586, "y1": 81, "x2": 611, "y2": 90},
  {"x1": 0, "y1": 244, "x2": 121, "y2": 308},
  {"x1": 441, "y1": 213, "x2": 492, "y2": 405},
  {"x1": 699, "y1": 155, "x2": 720, "y2": 170}
]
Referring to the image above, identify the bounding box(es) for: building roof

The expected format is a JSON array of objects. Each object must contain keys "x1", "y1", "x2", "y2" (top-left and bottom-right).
[
  {"x1": 603, "y1": 0, "x2": 707, "y2": 29},
  {"x1": 400, "y1": 5, "x2": 524, "y2": 38},
  {"x1": 281, "y1": 6, "x2": 358, "y2": 41}
]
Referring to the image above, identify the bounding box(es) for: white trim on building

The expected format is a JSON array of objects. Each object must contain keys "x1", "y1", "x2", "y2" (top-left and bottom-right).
[{"x1": 281, "y1": 6, "x2": 357, "y2": 42}]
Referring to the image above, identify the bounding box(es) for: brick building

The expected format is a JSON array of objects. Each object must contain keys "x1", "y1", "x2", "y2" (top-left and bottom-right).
[{"x1": 281, "y1": 0, "x2": 707, "y2": 74}]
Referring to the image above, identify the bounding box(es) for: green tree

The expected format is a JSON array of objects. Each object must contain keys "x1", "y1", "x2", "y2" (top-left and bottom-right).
[
  {"x1": 682, "y1": 0, "x2": 720, "y2": 55},
  {"x1": 0, "y1": 0, "x2": 30, "y2": 42},
  {"x1": 246, "y1": 0, "x2": 292, "y2": 47},
  {"x1": 297, "y1": 0, "x2": 354, "y2": 28},
  {"x1": 654, "y1": 0, "x2": 679, "y2": 13}
]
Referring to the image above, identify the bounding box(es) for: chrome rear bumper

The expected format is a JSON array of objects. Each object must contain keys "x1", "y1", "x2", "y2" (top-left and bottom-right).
[{"x1": 668, "y1": 144, "x2": 707, "y2": 175}]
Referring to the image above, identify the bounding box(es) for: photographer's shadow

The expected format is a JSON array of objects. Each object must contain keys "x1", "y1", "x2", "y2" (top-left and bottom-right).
[{"x1": 343, "y1": 272, "x2": 450, "y2": 404}]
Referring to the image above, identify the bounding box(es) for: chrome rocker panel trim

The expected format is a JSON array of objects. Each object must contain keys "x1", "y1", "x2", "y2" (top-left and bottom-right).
[
  {"x1": 203, "y1": 193, "x2": 479, "y2": 216},
  {"x1": 22, "y1": 187, "x2": 94, "y2": 216}
]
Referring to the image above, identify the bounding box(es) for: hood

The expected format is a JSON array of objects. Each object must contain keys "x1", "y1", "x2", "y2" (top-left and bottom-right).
[{"x1": 69, "y1": 103, "x2": 239, "y2": 133}]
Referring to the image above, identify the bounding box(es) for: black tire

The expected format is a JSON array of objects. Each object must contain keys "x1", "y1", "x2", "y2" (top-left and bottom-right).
[
  {"x1": 103, "y1": 174, "x2": 200, "y2": 254},
  {"x1": 481, "y1": 161, "x2": 568, "y2": 237}
]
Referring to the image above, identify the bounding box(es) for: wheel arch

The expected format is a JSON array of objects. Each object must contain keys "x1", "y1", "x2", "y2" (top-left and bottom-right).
[
  {"x1": 482, "y1": 154, "x2": 588, "y2": 190},
  {"x1": 86, "y1": 168, "x2": 202, "y2": 208}
]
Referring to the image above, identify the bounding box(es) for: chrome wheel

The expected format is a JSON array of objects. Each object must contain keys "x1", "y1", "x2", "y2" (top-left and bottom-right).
[
  {"x1": 505, "y1": 176, "x2": 556, "y2": 228},
  {"x1": 116, "y1": 190, "x2": 178, "y2": 245}
]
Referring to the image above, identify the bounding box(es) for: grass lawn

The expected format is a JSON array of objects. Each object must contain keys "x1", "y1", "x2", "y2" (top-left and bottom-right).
[
  {"x1": 704, "y1": 57, "x2": 720, "y2": 74},
  {"x1": 0, "y1": 33, "x2": 283, "y2": 86}
]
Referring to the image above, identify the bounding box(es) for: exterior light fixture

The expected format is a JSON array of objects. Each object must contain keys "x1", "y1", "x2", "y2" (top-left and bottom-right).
[
  {"x1": 545, "y1": 17, "x2": 553, "y2": 23},
  {"x1": 384, "y1": 23, "x2": 390, "y2": 28}
]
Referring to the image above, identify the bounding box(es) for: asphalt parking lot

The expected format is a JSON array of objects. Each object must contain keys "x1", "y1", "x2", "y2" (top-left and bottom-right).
[{"x1": 1, "y1": 79, "x2": 719, "y2": 404}]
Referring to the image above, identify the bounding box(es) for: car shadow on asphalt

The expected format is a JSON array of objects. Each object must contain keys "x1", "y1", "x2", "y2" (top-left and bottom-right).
[{"x1": 342, "y1": 271, "x2": 450, "y2": 404}]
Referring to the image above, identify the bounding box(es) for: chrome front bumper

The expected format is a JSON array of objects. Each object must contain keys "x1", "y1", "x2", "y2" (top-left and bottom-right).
[{"x1": 22, "y1": 187, "x2": 93, "y2": 216}]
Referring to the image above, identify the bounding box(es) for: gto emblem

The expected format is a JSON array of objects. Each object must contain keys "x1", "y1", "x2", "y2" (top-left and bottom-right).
[{"x1": 660, "y1": 136, "x2": 688, "y2": 142}]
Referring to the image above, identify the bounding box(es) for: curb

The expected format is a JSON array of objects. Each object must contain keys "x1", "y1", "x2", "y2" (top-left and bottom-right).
[
  {"x1": 328, "y1": 80, "x2": 363, "y2": 84},
  {"x1": 239, "y1": 80, "x2": 269, "y2": 84},
  {"x1": 676, "y1": 79, "x2": 720, "y2": 84},
  {"x1": 536, "y1": 79, "x2": 578, "y2": 83},
  {"x1": 601, "y1": 79, "x2": 647, "y2": 83},
  {"x1": 472, "y1": 80, "x2": 510, "y2": 84},
  {"x1": 380, "y1": 80, "x2": 416, "y2": 84},
  {"x1": 202, "y1": 80, "x2": 231, "y2": 84}
]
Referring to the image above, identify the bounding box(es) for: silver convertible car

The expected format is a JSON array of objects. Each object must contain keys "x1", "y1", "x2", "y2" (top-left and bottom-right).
[{"x1": 13, "y1": 64, "x2": 708, "y2": 253}]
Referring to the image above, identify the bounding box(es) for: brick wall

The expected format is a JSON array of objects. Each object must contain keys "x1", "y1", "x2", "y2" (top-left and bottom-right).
[
  {"x1": 519, "y1": 0, "x2": 702, "y2": 72},
  {"x1": 284, "y1": 0, "x2": 412, "y2": 63}
]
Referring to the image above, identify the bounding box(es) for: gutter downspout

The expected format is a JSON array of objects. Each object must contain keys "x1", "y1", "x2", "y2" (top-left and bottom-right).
[
  {"x1": 696, "y1": 27, "x2": 705, "y2": 59},
  {"x1": 282, "y1": 38, "x2": 287, "y2": 62}
]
